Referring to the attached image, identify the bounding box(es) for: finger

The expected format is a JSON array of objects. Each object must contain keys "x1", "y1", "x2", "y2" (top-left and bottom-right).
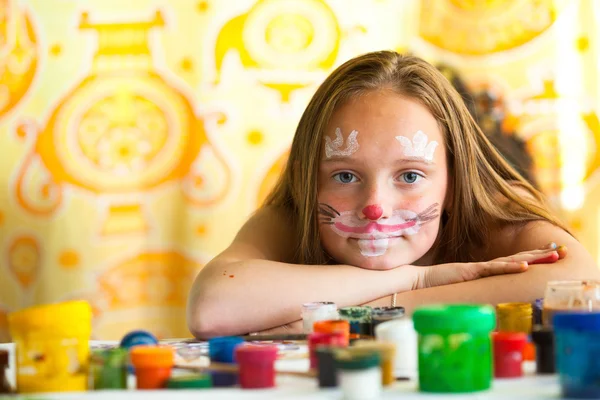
[
  {"x1": 507, "y1": 247, "x2": 558, "y2": 258},
  {"x1": 471, "y1": 261, "x2": 528, "y2": 279},
  {"x1": 541, "y1": 242, "x2": 558, "y2": 250},
  {"x1": 557, "y1": 245, "x2": 568, "y2": 259},
  {"x1": 496, "y1": 250, "x2": 559, "y2": 263},
  {"x1": 529, "y1": 251, "x2": 560, "y2": 265}
]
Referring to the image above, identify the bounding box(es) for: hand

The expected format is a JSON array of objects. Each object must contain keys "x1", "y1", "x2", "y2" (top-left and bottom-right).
[{"x1": 413, "y1": 242, "x2": 565, "y2": 290}]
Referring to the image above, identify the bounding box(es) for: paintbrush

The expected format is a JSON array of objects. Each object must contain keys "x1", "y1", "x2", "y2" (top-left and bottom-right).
[
  {"x1": 181, "y1": 333, "x2": 374, "y2": 343},
  {"x1": 175, "y1": 362, "x2": 316, "y2": 378}
]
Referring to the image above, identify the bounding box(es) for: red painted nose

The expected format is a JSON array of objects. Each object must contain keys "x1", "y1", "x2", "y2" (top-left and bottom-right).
[{"x1": 362, "y1": 205, "x2": 383, "y2": 220}]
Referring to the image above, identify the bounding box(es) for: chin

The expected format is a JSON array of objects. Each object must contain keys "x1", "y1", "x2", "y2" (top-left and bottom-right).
[{"x1": 348, "y1": 256, "x2": 405, "y2": 271}]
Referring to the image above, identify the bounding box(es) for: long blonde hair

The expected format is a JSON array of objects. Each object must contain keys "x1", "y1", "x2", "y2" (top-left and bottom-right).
[{"x1": 265, "y1": 51, "x2": 566, "y2": 265}]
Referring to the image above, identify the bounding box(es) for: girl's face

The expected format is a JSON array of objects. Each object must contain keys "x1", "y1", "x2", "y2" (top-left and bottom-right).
[{"x1": 317, "y1": 91, "x2": 449, "y2": 270}]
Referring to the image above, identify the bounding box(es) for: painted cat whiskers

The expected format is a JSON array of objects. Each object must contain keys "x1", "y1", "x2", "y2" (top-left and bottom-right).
[{"x1": 318, "y1": 203, "x2": 440, "y2": 257}]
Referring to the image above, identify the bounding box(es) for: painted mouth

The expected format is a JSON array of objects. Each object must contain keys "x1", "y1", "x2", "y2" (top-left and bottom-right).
[{"x1": 334, "y1": 220, "x2": 417, "y2": 235}]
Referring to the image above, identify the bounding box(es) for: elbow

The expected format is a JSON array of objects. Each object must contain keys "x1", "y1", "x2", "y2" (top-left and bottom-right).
[{"x1": 187, "y1": 291, "x2": 243, "y2": 339}]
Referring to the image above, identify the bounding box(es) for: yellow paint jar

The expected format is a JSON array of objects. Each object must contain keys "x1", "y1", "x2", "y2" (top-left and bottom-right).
[
  {"x1": 496, "y1": 302, "x2": 532, "y2": 333},
  {"x1": 351, "y1": 340, "x2": 396, "y2": 386},
  {"x1": 8, "y1": 300, "x2": 92, "y2": 393}
]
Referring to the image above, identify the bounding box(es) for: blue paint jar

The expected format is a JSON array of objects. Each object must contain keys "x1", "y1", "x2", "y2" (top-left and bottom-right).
[
  {"x1": 208, "y1": 336, "x2": 245, "y2": 387},
  {"x1": 119, "y1": 330, "x2": 159, "y2": 374},
  {"x1": 554, "y1": 312, "x2": 600, "y2": 399}
]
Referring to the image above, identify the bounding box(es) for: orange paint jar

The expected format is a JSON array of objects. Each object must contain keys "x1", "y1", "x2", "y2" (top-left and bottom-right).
[
  {"x1": 130, "y1": 346, "x2": 174, "y2": 389},
  {"x1": 313, "y1": 320, "x2": 350, "y2": 346}
]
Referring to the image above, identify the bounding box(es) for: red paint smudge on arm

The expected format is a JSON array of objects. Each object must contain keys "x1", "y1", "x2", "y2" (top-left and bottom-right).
[
  {"x1": 229, "y1": 275, "x2": 235, "y2": 278},
  {"x1": 530, "y1": 252, "x2": 559, "y2": 265}
]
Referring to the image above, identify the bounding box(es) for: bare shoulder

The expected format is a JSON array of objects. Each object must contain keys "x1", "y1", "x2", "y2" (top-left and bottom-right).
[{"x1": 219, "y1": 206, "x2": 298, "y2": 263}]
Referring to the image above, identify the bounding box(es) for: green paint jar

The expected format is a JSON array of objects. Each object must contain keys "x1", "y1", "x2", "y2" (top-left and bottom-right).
[
  {"x1": 90, "y1": 348, "x2": 128, "y2": 389},
  {"x1": 413, "y1": 304, "x2": 495, "y2": 393},
  {"x1": 339, "y1": 306, "x2": 373, "y2": 336}
]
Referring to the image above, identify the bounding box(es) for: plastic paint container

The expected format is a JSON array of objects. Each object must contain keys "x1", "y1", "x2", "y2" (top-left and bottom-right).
[
  {"x1": 301, "y1": 302, "x2": 339, "y2": 333},
  {"x1": 533, "y1": 298, "x2": 544, "y2": 325},
  {"x1": 554, "y1": 312, "x2": 600, "y2": 398},
  {"x1": 531, "y1": 324, "x2": 555, "y2": 374},
  {"x1": 492, "y1": 332, "x2": 527, "y2": 378},
  {"x1": 496, "y1": 302, "x2": 532, "y2": 333},
  {"x1": 208, "y1": 336, "x2": 245, "y2": 386},
  {"x1": 166, "y1": 374, "x2": 212, "y2": 389},
  {"x1": 413, "y1": 304, "x2": 495, "y2": 393},
  {"x1": 543, "y1": 280, "x2": 600, "y2": 327},
  {"x1": 335, "y1": 349, "x2": 382, "y2": 400},
  {"x1": 130, "y1": 345, "x2": 174, "y2": 389},
  {"x1": 352, "y1": 340, "x2": 396, "y2": 386},
  {"x1": 8, "y1": 300, "x2": 92, "y2": 393},
  {"x1": 316, "y1": 346, "x2": 339, "y2": 388},
  {"x1": 235, "y1": 345, "x2": 278, "y2": 389},
  {"x1": 120, "y1": 330, "x2": 158, "y2": 349},
  {"x1": 313, "y1": 319, "x2": 350, "y2": 346},
  {"x1": 339, "y1": 306, "x2": 373, "y2": 335},
  {"x1": 374, "y1": 318, "x2": 418, "y2": 379},
  {"x1": 0, "y1": 349, "x2": 10, "y2": 394},
  {"x1": 308, "y1": 331, "x2": 346, "y2": 369},
  {"x1": 372, "y1": 307, "x2": 405, "y2": 330},
  {"x1": 90, "y1": 348, "x2": 128, "y2": 389}
]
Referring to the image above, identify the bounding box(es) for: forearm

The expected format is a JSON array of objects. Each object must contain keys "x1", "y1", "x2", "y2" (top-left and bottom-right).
[
  {"x1": 187, "y1": 258, "x2": 414, "y2": 338},
  {"x1": 395, "y1": 259, "x2": 600, "y2": 314}
]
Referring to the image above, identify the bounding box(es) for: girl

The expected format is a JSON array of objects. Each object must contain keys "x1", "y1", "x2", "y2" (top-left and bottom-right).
[{"x1": 187, "y1": 51, "x2": 599, "y2": 338}]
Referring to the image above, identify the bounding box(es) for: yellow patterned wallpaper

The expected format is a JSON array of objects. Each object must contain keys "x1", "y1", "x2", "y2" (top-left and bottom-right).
[{"x1": 0, "y1": 0, "x2": 598, "y2": 340}]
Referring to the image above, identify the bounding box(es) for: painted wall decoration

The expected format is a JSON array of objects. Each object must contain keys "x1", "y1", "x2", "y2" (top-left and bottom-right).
[{"x1": 0, "y1": 0, "x2": 598, "y2": 341}]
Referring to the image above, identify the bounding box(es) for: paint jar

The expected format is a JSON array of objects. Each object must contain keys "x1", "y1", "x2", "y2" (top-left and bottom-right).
[
  {"x1": 235, "y1": 345, "x2": 278, "y2": 389},
  {"x1": 374, "y1": 318, "x2": 418, "y2": 379},
  {"x1": 531, "y1": 324, "x2": 555, "y2": 374},
  {"x1": 120, "y1": 330, "x2": 158, "y2": 349},
  {"x1": 339, "y1": 306, "x2": 373, "y2": 336},
  {"x1": 130, "y1": 345, "x2": 174, "y2": 389},
  {"x1": 316, "y1": 346, "x2": 339, "y2": 388},
  {"x1": 313, "y1": 319, "x2": 350, "y2": 346},
  {"x1": 543, "y1": 280, "x2": 600, "y2": 327},
  {"x1": 554, "y1": 312, "x2": 600, "y2": 398},
  {"x1": 496, "y1": 302, "x2": 532, "y2": 333},
  {"x1": 413, "y1": 304, "x2": 495, "y2": 393},
  {"x1": 166, "y1": 374, "x2": 213, "y2": 389},
  {"x1": 301, "y1": 302, "x2": 339, "y2": 333},
  {"x1": 90, "y1": 348, "x2": 128, "y2": 389},
  {"x1": 372, "y1": 307, "x2": 405, "y2": 330},
  {"x1": 208, "y1": 336, "x2": 244, "y2": 387},
  {"x1": 308, "y1": 331, "x2": 346, "y2": 369},
  {"x1": 353, "y1": 340, "x2": 396, "y2": 386},
  {"x1": 0, "y1": 349, "x2": 11, "y2": 394},
  {"x1": 8, "y1": 300, "x2": 92, "y2": 393},
  {"x1": 335, "y1": 349, "x2": 382, "y2": 400},
  {"x1": 492, "y1": 332, "x2": 527, "y2": 378}
]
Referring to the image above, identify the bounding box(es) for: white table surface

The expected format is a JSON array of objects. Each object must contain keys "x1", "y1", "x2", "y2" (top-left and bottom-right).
[{"x1": 0, "y1": 342, "x2": 567, "y2": 399}]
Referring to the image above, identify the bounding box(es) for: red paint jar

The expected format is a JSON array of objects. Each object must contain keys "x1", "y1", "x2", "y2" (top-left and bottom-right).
[
  {"x1": 235, "y1": 345, "x2": 278, "y2": 389},
  {"x1": 130, "y1": 346, "x2": 174, "y2": 389},
  {"x1": 492, "y1": 332, "x2": 527, "y2": 378},
  {"x1": 308, "y1": 331, "x2": 347, "y2": 369}
]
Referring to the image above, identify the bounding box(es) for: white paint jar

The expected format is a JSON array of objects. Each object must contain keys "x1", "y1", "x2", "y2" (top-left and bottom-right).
[
  {"x1": 336, "y1": 350, "x2": 382, "y2": 400},
  {"x1": 301, "y1": 302, "x2": 339, "y2": 333},
  {"x1": 374, "y1": 318, "x2": 418, "y2": 379}
]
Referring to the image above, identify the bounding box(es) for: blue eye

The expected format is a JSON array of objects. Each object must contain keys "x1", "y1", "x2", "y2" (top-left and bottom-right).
[
  {"x1": 401, "y1": 172, "x2": 422, "y2": 184},
  {"x1": 333, "y1": 172, "x2": 357, "y2": 184}
]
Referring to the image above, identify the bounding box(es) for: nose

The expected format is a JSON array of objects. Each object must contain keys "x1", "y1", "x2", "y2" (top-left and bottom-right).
[{"x1": 362, "y1": 204, "x2": 383, "y2": 220}]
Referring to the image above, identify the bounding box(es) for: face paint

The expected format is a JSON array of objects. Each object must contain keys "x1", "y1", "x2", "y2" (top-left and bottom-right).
[
  {"x1": 395, "y1": 130, "x2": 438, "y2": 162},
  {"x1": 318, "y1": 203, "x2": 439, "y2": 257},
  {"x1": 324, "y1": 127, "x2": 359, "y2": 159}
]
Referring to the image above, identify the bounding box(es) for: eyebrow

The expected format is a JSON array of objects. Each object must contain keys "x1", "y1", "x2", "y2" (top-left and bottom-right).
[{"x1": 321, "y1": 156, "x2": 435, "y2": 165}]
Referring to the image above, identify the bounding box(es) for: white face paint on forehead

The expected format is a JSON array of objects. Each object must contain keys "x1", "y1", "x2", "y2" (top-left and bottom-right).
[
  {"x1": 324, "y1": 127, "x2": 359, "y2": 159},
  {"x1": 395, "y1": 130, "x2": 438, "y2": 162}
]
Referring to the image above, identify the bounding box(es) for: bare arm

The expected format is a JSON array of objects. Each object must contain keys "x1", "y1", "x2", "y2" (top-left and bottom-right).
[
  {"x1": 393, "y1": 221, "x2": 600, "y2": 313},
  {"x1": 187, "y1": 207, "x2": 419, "y2": 338}
]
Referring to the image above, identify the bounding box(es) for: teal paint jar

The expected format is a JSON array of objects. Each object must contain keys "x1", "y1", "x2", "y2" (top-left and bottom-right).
[
  {"x1": 339, "y1": 306, "x2": 373, "y2": 336},
  {"x1": 413, "y1": 304, "x2": 495, "y2": 393}
]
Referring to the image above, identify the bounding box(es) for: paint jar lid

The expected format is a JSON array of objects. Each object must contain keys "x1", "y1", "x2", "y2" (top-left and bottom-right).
[
  {"x1": 496, "y1": 302, "x2": 532, "y2": 316},
  {"x1": 120, "y1": 330, "x2": 158, "y2": 349},
  {"x1": 166, "y1": 374, "x2": 213, "y2": 389},
  {"x1": 372, "y1": 307, "x2": 405, "y2": 319},
  {"x1": 314, "y1": 319, "x2": 350, "y2": 334},
  {"x1": 235, "y1": 345, "x2": 278, "y2": 363},
  {"x1": 339, "y1": 306, "x2": 373, "y2": 321},
  {"x1": 130, "y1": 345, "x2": 174, "y2": 368},
  {"x1": 413, "y1": 304, "x2": 496, "y2": 333},
  {"x1": 531, "y1": 325, "x2": 554, "y2": 344},
  {"x1": 8, "y1": 300, "x2": 92, "y2": 336},
  {"x1": 553, "y1": 311, "x2": 600, "y2": 332},
  {"x1": 0, "y1": 349, "x2": 8, "y2": 367},
  {"x1": 335, "y1": 349, "x2": 380, "y2": 370},
  {"x1": 302, "y1": 302, "x2": 336, "y2": 311},
  {"x1": 352, "y1": 340, "x2": 396, "y2": 361},
  {"x1": 208, "y1": 336, "x2": 245, "y2": 363}
]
